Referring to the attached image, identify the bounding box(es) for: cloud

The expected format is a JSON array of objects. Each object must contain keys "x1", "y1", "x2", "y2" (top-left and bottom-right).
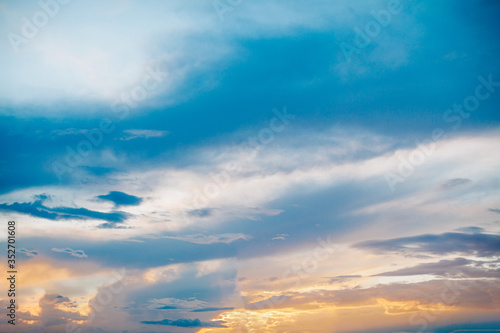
[
  {"x1": 140, "y1": 317, "x2": 226, "y2": 327},
  {"x1": 489, "y1": 208, "x2": 500, "y2": 214},
  {"x1": 18, "y1": 248, "x2": 38, "y2": 257},
  {"x1": 51, "y1": 128, "x2": 90, "y2": 136},
  {"x1": 121, "y1": 129, "x2": 168, "y2": 140},
  {"x1": 0, "y1": 0, "x2": 413, "y2": 108},
  {"x1": 147, "y1": 297, "x2": 208, "y2": 310},
  {"x1": 373, "y1": 257, "x2": 500, "y2": 278},
  {"x1": 247, "y1": 295, "x2": 294, "y2": 310},
  {"x1": 52, "y1": 247, "x2": 88, "y2": 258},
  {"x1": 244, "y1": 278, "x2": 500, "y2": 311},
  {"x1": 272, "y1": 234, "x2": 289, "y2": 240},
  {"x1": 440, "y1": 178, "x2": 472, "y2": 191},
  {"x1": 96, "y1": 222, "x2": 130, "y2": 229},
  {"x1": 162, "y1": 233, "x2": 251, "y2": 244},
  {"x1": 454, "y1": 226, "x2": 484, "y2": 234},
  {"x1": 187, "y1": 208, "x2": 213, "y2": 217},
  {"x1": 97, "y1": 191, "x2": 143, "y2": 206},
  {"x1": 0, "y1": 196, "x2": 129, "y2": 223},
  {"x1": 354, "y1": 232, "x2": 500, "y2": 257},
  {"x1": 36, "y1": 293, "x2": 86, "y2": 329},
  {"x1": 191, "y1": 307, "x2": 234, "y2": 312},
  {"x1": 326, "y1": 275, "x2": 362, "y2": 284}
]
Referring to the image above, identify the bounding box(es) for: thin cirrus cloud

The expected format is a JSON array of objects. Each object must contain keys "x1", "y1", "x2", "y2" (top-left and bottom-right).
[
  {"x1": 372, "y1": 257, "x2": 500, "y2": 278},
  {"x1": 18, "y1": 248, "x2": 39, "y2": 257},
  {"x1": 52, "y1": 247, "x2": 88, "y2": 258},
  {"x1": 120, "y1": 129, "x2": 169, "y2": 140},
  {"x1": 161, "y1": 233, "x2": 252, "y2": 245},
  {"x1": 354, "y1": 232, "x2": 500, "y2": 257}
]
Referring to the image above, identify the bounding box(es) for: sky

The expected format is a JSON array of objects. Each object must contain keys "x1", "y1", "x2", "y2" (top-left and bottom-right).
[{"x1": 0, "y1": 0, "x2": 499, "y2": 332}]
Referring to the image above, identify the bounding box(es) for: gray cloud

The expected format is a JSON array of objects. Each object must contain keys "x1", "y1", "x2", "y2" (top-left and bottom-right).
[
  {"x1": 187, "y1": 208, "x2": 213, "y2": 218},
  {"x1": 325, "y1": 275, "x2": 363, "y2": 284},
  {"x1": 374, "y1": 257, "x2": 500, "y2": 278},
  {"x1": 454, "y1": 226, "x2": 485, "y2": 234},
  {"x1": 140, "y1": 318, "x2": 226, "y2": 327},
  {"x1": 440, "y1": 178, "x2": 472, "y2": 190},
  {"x1": 354, "y1": 232, "x2": 500, "y2": 257}
]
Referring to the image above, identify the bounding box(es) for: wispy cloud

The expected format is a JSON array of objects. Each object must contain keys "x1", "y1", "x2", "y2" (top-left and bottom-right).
[
  {"x1": 140, "y1": 318, "x2": 226, "y2": 327},
  {"x1": 51, "y1": 128, "x2": 90, "y2": 136},
  {"x1": 272, "y1": 234, "x2": 289, "y2": 240},
  {"x1": 162, "y1": 233, "x2": 251, "y2": 244},
  {"x1": 18, "y1": 248, "x2": 38, "y2": 257},
  {"x1": 355, "y1": 232, "x2": 500, "y2": 258},
  {"x1": 52, "y1": 247, "x2": 88, "y2": 258},
  {"x1": 120, "y1": 129, "x2": 168, "y2": 140}
]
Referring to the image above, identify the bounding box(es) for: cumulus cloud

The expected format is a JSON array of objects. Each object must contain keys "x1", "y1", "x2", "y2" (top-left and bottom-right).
[{"x1": 36, "y1": 293, "x2": 86, "y2": 330}]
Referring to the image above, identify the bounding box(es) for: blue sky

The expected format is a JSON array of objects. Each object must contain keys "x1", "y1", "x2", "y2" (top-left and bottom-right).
[{"x1": 0, "y1": 0, "x2": 500, "y2": 332}]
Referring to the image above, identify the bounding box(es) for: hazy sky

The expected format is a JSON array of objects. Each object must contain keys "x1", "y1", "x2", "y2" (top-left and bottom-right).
[{"x1": 0, "y1": 0, "x2": 499, "y2": 332}]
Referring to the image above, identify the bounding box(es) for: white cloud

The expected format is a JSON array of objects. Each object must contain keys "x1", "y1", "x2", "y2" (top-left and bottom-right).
[
  {"x1": 120, "y1": 129, "x2": 168, "y2": 140},
  {"x1": 52, "y1": 247, "x2": 88, "y2": 258},
  {"x1": 51, "y1": 128, "x2": 90, "y2": 136},
  {"x1": 0, "y1": 0, "x2": 416, "y2": 111}
]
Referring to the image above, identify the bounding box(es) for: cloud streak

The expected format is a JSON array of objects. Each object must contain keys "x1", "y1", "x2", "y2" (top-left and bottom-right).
[{"x1": 52, "y1": 247, "x2": 88, "y2": 258}]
